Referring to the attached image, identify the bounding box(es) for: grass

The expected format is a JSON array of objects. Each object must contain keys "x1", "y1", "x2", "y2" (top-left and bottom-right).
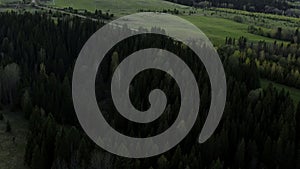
[
  {"x1": 49, "y1": 0, "x2": 190, "y2": 16},
  {"x1": 215, "y1": 7, "x2": 300, "y2": 24},
  {"x1": 181, "y1": 15, "x2": 286, "y2": 45},
  {"x1": 45, "y1": 0, "x2": 289, "y2": 46},
  {"x1": 0, "y1": 111, "x2": 29, "y2": 169},
  {"x1": 260, "y1": 79, "x2": 300, "y2": 104}
]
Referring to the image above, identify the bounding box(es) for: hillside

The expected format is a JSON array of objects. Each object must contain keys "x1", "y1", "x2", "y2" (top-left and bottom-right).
[
  {"x1": 1, "y1": 1, "x2": 300, "y2": 168},
  {"x1": 166, "y1": 0, "x2": 295, "y2": 14},
  {"x1": 47, "y1": 0, "x2": 190, "y2": 16}
]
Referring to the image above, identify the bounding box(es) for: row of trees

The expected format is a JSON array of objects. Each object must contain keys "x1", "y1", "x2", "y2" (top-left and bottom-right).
[
  {"x1": 165, "y1": 0, "x2": 290, "y2": 13},
  {"x1": 248, "y1": 26, "x2": 300, "y2": 44},
  {"x1": 138, "y1": 8, "x2": 180, "y2": 15}
]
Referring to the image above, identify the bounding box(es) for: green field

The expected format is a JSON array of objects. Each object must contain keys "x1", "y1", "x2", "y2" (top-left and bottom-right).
[
  {"x1": 260, "y1": 79, "x2": 300, "y2": 104},
  {"x1": 46, "y1": 0, "x2": 289, "y2": 46},
  {"x1": 182, "y1": 15, "x2": 284, "y2": 45},
  {"x1": 49, "y1": 0, "x2": 190, "y2": 16}
]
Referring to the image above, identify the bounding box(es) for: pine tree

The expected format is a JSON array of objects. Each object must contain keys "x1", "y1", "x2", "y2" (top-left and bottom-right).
[
  {"x1": 31, "y1": 145, "x2": 42, "y2": 169},
  {"x1": 235, "y1": 139, "x2": 245, "y2": 168},
  {"x1": 209, "y1": 158, "x2": 223, "y2": 169},
  {"x1": 157, "y1": 155, "x2": 169, "y2": 169},
  {"x1": 6, "y1": 120, "x2": 11, "y2": 132},
  {"x1": 170, "y1": 146, "x2": 182, "y2": 169},
  {"x1": 110, "y1": 51, "x2": 119, "y2": 76},
  {"x1": 21, "y1": 89, "x2": 33, "y2": 119}
]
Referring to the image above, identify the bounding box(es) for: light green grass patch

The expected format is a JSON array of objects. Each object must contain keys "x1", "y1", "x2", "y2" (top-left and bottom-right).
[{"x1": 182, "y1": 15, "x2": 287, "y2": 45}]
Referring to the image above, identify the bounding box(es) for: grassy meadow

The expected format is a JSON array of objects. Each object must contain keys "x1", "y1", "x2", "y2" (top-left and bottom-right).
[
  {"x1": 45, "y1": 0, "x2": 292, "y2": 46},
  {"x1": 49, "y1": 0, "x2": 190, "y2": 16},
  {"x1": 182, "y1": 15, "x2": 284, "y2": 45}
]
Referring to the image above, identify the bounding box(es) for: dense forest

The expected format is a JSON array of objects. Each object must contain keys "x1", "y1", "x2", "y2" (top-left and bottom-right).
[
  {"x1": 225, "y1": 36, "x2": 300, "y2": 89},
  {"x1": 0, "y1": 10, "x2": 300, "y2": 169}
]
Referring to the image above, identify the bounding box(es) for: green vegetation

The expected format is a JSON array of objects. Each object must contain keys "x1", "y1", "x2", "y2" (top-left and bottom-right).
[
  {"x1": 5, "y1": 120, "x2": 11, "y2": 132},
  {"x1": 261, "y1": 78, "x2": 300, "y2": 104},
  {"x1": 182, "y1": 15, "x2": 286, "y2": 45},
  {"x1": 1, "y1": 1, "x2": 300, "y2": 169},
  {"x1": 0, "y1": 0, "x2": 297, "y2": 46},
  {"x1": 167, "y1": 0, "x2": 290, "y2": 13},
  {"x1": 0, "y1": 111, "x2": 28, "y2": 169},
  {"x1": 0, "y1": 0, "x2": 21, "y2": 4},
  {"x1": 0, "y1": 12, "x2": 298, "y2": 168},
  {"x1": 0, "y1": 113, "x2": 3, "y2": 120},
  {"x1": 215, "y1": 7, "x2": 300, "y2": 23},
  {"x1": 209, "y1": 8, "x2": 300, "y2": 29},
  {"x1": 44, "y1": 0, "x2": 291, "y2": 45},
  {"x1": 48, "y1": 0, "x2": 190, "y2": 16}
]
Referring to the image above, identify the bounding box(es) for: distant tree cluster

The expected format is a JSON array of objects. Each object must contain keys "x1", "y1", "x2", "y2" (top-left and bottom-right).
[
  {"x1": 62, "y1": 7, "x2": 114, "y2": 20},
  {"x1": 138, "y1": 8, "x2": 180, "y2": 14},
  {"x1": 165, "y1": 0, "x2": 294, "y2": 15},
  {"x1": 40, "y1": 6, "x2": 114, "y2": 20},
  {"x1": 225, "y1": 36, "x2": 300, "y2": 89},
  {"x1": 248, "y1": 26, "x2": 300, "y2": 44}
]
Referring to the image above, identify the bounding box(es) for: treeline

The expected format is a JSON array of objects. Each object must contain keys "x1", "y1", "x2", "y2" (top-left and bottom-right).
[
  {"x1": 248, "y1": 25, "x2": 300, "y2": 44},
  {"x1": 0, "y1": 11, "x2": 300, "y2": 169},
  {"x1": 225, "y1": 36, "x2": 300, "y2": 89},
  {"x1": 138, "y1": 8, "x2": 180, "y2": 15},
  {"x1": 38, "y1": 6, "x2": 114, "y2": 20},
  {"x1": 62, "y1": 8, "x2": 114, "y2": 20},
  {"x1": 165, "y1": 0, "x2": 290, "y2": 13}
]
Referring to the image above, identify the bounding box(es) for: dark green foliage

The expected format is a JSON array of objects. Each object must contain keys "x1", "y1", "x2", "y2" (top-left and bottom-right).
[
  {"x1": 0, "y1": 11, "x2": 298, "y2": 169},
  {"x1": 0, "y1": 113, "x2": 3, "y2": 121},
  {"x1": 157, "y1": 155, "x2": 169, "y2": 169},
  {"x1": 22, "y1": 90, "x2": 33, "y2": 119},
  {"x1": 6, "y1": 120, "x2": 11, "y2": 132},
  {"x1": 248, "y1": 26, "x2": 300, "y2": 44},
  {"x1": 233, "y1": 15, "x2": 244, "y2": 23},
  {"x1": 209, "y1": 158, "x2": 223, "y2": 169},
  {"x1": 235, "y1": 139, "x2": 245, "y2": 168},
  {"x1": 225, "y1": 36, "x2": 300, "y2": 89}
]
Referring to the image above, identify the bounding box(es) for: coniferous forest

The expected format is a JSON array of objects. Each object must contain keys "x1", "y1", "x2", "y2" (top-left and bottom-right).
[{"x1": 0, "y1": 0, "x2": 300, "y2": 169}]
